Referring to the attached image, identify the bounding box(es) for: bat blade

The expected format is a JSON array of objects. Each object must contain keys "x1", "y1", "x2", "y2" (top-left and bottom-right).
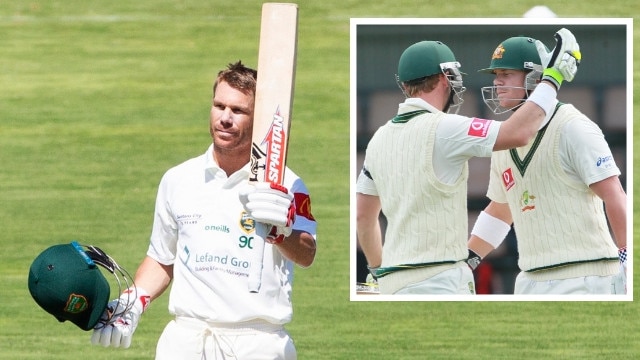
[
  {"x1": 248, "y1": 3, "x2": 298, "y2": 293},
  {"x1": 249, "y1": 2, "x2": 298, "y2": 185}
]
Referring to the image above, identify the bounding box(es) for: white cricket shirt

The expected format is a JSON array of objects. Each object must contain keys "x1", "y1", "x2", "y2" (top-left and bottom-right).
[
  {"x1": 356, "y1": 98, "x2": 500, "y2": 291},
  {"x1": 147, "y1": 144, "x2": 317, "y2": 324},
  {"x1": 487, "y1": 104, "x2": 620, "y2": 275}
]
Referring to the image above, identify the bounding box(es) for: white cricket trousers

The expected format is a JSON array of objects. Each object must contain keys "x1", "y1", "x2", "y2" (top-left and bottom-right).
[
  {"x1": 393, "y1": 266, "x2": 476, "y2": 295},
  {"x1": 514, "y1": 273, "x2": 623, "y2": 295},
  {"x1": 155, "y1": 317, "x2": 296, "y2": 360}
]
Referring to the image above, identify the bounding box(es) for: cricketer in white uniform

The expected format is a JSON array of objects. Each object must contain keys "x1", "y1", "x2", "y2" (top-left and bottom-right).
[
  {"x1": 91, "y1": 62, "x2": 317, "y2": 359},
  {"x1": 468, "y1": 36, "x2": 627, "y2": 295},
  {"x1": 356, "y1": 30, "x2": 581, "y2": 295},
  {"x1": 150, "y1": 145, "x2": 316, "y2": 356}
]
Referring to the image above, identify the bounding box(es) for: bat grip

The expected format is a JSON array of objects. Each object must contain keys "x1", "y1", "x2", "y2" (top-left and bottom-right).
[{"x1": 248, "y1": 222, "x2": 269, "y2": 292}]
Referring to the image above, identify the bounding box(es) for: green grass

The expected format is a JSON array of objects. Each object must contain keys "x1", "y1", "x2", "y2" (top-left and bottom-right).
[{"x1": 1, "y1": 1, "x2": 638, "y2": 359}]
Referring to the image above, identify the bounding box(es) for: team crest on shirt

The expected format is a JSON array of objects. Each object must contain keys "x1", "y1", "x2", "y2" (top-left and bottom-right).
[
  {"x1": 239, "y1": 211, "x2": 256, "y2": 234},
  {"x1": 520, "y1": 190, "x2": 536, "y2": 212}
]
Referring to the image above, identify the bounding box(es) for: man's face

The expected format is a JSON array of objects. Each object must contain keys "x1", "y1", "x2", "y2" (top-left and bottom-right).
[
  {"x1": 492, "y1": 69, "x2": 528, "y2": 109},
  {"x1": 210, "y1": 80, "x2": 254, "y2": 155}
]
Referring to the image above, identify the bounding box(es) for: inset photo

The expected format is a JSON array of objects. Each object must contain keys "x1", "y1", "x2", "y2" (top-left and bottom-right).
[{"x1": 350, "y1": 18, "x2": 632, "y2": 301}]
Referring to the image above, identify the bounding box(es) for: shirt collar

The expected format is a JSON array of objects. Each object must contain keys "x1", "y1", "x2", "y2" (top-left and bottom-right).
[
  {"x1": 204, "y1": 143, "x2": 251, "y2": 184},
  {"x1": 403, "y1": 97, "x2": 441, "y2": 113}
]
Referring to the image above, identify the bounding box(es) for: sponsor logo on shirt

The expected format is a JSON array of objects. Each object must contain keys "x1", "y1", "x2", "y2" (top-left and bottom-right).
[
  {"x1": 596, "y1": 155, "x2": 614, "y2": 169},
  {"x1": 177, "y1": 213, "x2": 202, "y2": 226},
  {"x1": 193, "y1": 252, "x2": 251, "y2": 277},
  {"x1": 468, "y1": 118, "x2": 492, "y2": 138},
  {"x1": 502, "y1": 168, "x2": 515, "y2": 191},
  {"x1": 204, "y1": 224, "x2": 230, "y2": 233},
  {"x1": 520, "y1": 190, "x2": 536, "y2": 212}
]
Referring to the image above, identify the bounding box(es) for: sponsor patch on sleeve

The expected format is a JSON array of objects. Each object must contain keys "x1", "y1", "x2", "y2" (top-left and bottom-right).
[
  {"x1": 294, "y1": 192, "x2": 315, "y2": 221},
  {"x1": 468, "y1": 118, "x2": 492, "y2": 138}
]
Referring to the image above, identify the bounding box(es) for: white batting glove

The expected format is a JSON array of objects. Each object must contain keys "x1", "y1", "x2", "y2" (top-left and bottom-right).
[
  {"x1": 617, "y1": 247, "x2": 627, "y2": 294},
  {"x1": 239, "y1": 182, "x2": 296, "y2": 244},
  {"x1": 91, "y1": 287, "x2": 150, "y2": 349},
  {"x1": 535, "y1": 28, "x2": 581, "y2": 90}
]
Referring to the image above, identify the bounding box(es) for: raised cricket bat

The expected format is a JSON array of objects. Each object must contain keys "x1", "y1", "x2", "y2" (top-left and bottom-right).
[{"x1": 248, "y1": 3, "x2": 298, "y2": 292}]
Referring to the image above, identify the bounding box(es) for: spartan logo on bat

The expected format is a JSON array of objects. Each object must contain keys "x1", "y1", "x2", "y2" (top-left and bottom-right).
[
  {"x1": 249, "y1": 143, "x2": 267, "y2": 182},
  {"x1": 250, "y1": 106, "x2": 287, "y2": 183}
]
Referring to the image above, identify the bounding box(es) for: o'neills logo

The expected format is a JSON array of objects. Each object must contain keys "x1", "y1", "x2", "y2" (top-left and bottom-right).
[{"x1": 262, "y1": 107, "x2": 287, "y2": 184}]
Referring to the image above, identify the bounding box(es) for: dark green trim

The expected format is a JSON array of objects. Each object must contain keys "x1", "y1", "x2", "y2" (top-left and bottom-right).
[
  {"x1": 362, "y1": 166, "x2": 372, "y2": 180},
  {"x1": 525, "y1": 257, "x2": 618, "y2": 273},
  {"x1": 509, "y1": 102, "x2": 563, "y2": 176},
  {"x1": 375, "y1": 260, "x2": 460, "y2": 278},
  {"x1": 392, "y1": 109, "x2": 430, "y2": 123}
]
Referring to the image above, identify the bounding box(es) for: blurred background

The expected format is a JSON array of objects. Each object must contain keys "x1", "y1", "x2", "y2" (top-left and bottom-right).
[{"x1": 353, "y1": 21, "x2": 628, "y2": 294}]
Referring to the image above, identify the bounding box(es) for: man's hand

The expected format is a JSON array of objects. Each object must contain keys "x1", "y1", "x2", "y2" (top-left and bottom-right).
[
  {"x1": 239, "y1": 182, "x2": 296, "y2": 244},
  {"x1": 91, "y1": 287, "x2": 150, "y2": 348},
  {"x1": 466, "y1": 249, "x2": 482, "y2": 271},
  {"x1": 535, "y1": 28, "x2": 581, "y2": 90}
]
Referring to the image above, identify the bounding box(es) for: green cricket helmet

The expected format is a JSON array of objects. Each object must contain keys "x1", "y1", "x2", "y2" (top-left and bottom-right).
[
  {"x1": 479, "y1": 36, "x2": 546, "y2": 114},
  {"x1": 28, "y1": 241, "x2": 136, "y2": 331},
  {"x1": 396, "y1": 40, "x2": 466, "y2": 114}
]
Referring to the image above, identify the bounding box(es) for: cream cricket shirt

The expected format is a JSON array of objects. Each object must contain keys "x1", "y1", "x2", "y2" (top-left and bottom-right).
[
  {"x1": 487, "y1": 103, "x2": 620, "y2": 277},
  {"x1": 147, "y1": 144, "x2": 317, "y2": 324},
  {"x1": 357, "y1": 98, "x2": 500, "y2": 287}
]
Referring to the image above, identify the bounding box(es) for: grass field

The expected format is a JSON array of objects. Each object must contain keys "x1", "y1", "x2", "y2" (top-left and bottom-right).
[{"x1": 0, "y1": 1, "x2": 638, "y2": 359}]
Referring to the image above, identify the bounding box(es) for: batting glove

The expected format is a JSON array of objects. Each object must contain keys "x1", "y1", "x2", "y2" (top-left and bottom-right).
[
  {"x1": 91, "y1": 287, "x2": 150, "y2": 349},
  {"x1": 239, "y1": 182, "x2": 296, "y2": 244},
  {"x1": 466, "y1": 249, "x2": 482, "y2": 271},
  {"x1": 366, "y1": 265, "x2": 379, "y2": 282},
  {"x1": 617, "y1": 247, "x2": 627, "y2": 293},
  {"x1": 535, "y1": 28, "x2": 581, "y2": 90}
]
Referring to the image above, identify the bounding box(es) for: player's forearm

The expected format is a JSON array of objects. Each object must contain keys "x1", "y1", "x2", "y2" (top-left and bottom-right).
[
  {"x1": 590, "y1": 176, "x2": 627, "y2": 248},
  {"x1": 468, "y1": 235, "x2": 496, "y2": 258},
  {"x1": 494, "y1": 82, "x2": 556, "y2": 151},
  {"x1": 468, "y1": 202, "x2": 513, "y2": 258},
  {"x1": 605, "y1": 197, "x2": 627, "y2": 249},
  {"x1": 494, "y1": 103, "x2": 543, "y2": 150},
  {"x1": 357, "y1": 224, "x2": 382, "y2": 268},
  {"x1": 132, "y1": 256, "x2": 173, "y2": 301},
  {"x1": 356, "y1": 193, "x2": 383, "y2": 267},
  {"x1": 277, "y1": 230, "x2": 316, "y2": 267}
]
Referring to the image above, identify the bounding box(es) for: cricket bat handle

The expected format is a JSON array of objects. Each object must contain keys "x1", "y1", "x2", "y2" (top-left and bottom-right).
[{"x1": 248, "y1": 222, "x2": 269, "y2": 292}]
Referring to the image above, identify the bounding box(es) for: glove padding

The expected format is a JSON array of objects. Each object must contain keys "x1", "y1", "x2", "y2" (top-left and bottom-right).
[
  {"x1": 239, "y1": 182, "x2": 296, "y2": 244},
  {"x1": 535, "y1": 28, "x2": 581, "y2": 90},
  {"x1": 91, "y1": 287, "x2": 150, "y2": 348}
]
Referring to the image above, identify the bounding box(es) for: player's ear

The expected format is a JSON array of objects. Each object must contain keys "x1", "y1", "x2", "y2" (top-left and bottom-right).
[{"x1": 439, "y1": 73, "x2": 450, "y2": 88}]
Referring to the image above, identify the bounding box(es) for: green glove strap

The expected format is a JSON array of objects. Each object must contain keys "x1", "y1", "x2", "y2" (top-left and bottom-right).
[{"x1": 542, "y1": 68, "x2": 564, "y2": 90}]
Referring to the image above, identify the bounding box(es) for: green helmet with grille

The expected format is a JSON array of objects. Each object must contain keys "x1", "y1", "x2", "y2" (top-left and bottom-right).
[
  {"x1": 396, "y1": 40, "x2": 466, "y2": 113},
  {"x1": 479, "y1": 36, "x2": 547, "y2": 114},
  {"x1": 397, "y1": 40, "x2": 459, "y2": 82},
  {"x1": 479, "y1": 36, "x2": 544, "y2": 74}
]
